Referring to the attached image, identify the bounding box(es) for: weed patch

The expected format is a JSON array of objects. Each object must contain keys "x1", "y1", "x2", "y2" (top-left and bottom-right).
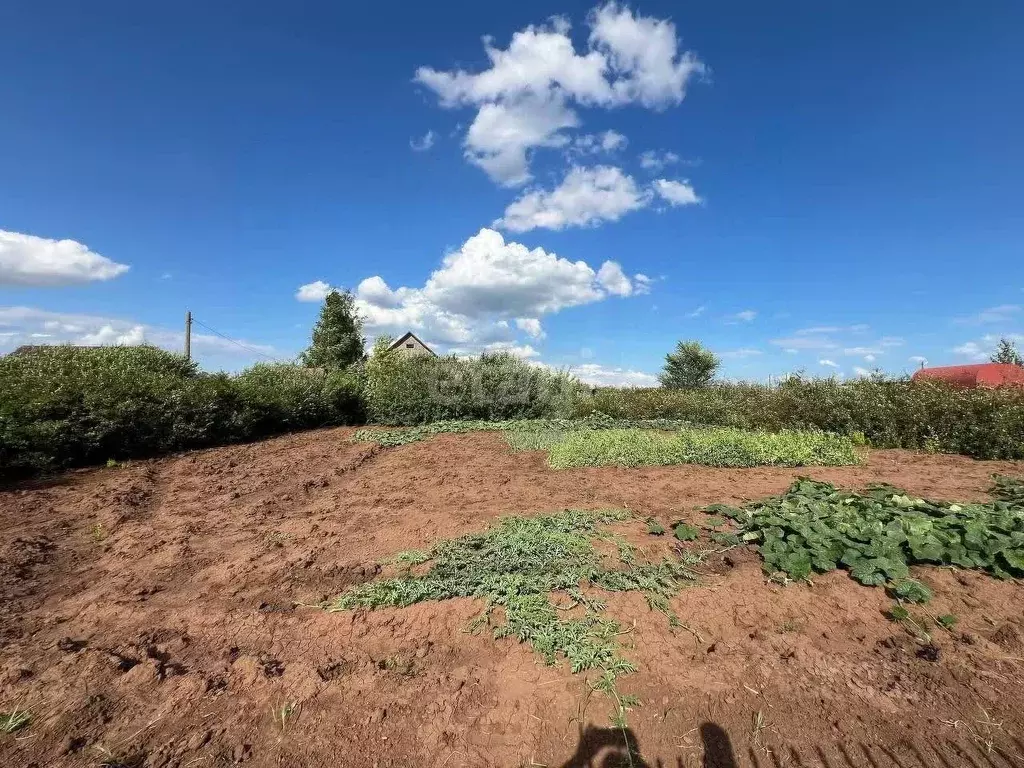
[
  {"x1": 0, "y1": 708, "x2": 31, "y2": 734},
  {"x1": 326, "y1": 509, "x2": 700, "y2": 723},
  {"x1": 352, "y1": 416, "x2": 695, "y2": 448},
  {"x1": 546, "y1": 427, "x2": 859, "y2": 469},
  {"x1": 709, "y1": 476, "x2": 1024, "y2": 602}
]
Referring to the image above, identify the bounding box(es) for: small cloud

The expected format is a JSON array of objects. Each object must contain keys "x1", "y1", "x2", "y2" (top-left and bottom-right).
[
  {"x1": 852, "y1": 366, "x2": 872, "y2": 377},
  {"x1": 579, "y1": 347, "x2": 594, "y2": 359},
  {"x1": 863, "y1": 354, "x2": 876, "y2": 363},
  {"x1": 796, "y1": 326, "x2": 842, "y2": 335},
  {"x1": 783, "y1": 348, "x2": 798, "y2": 354},
  {"x1": 955, "y1": 304, "x2": 1021, "y2": 325},
  {"x1": 410, "y1": 130, "x2": 436, "y2": 152},
  {"x1": 571, "y1": 130, "x2": 629, "y2": 155},
  {"x1": 819, "y1": 359, "x2": 839, "y2": 368},
  {"x1": 952, "y1": 341, "x2": 987, "y2": 361},
  {"x1": 296, "y1": 280, "x2": 333, "y2": 302},
  {"x1": 719, "y1": 348, "x2": 762, "y2": 359},
  {"x1": 725, "y1": 309, "x2": 757, "y2": 324},
  {"x1": 880, "y1": 336, "x2": 904, "y2": 347},
  {"x1": 909, "y1": 355, "x2": 928, "y2": 365},
  {"x1": 639, "y1": 149, "x2": 680, "y2": 172},
  {"x1": 843, "y1": 346, "x2": 882, "y2": 356},
  {"x1": 633, "y1": 273, "x2": 653, "y2": 295},
  {"x1": 652, "y1": 178, "x2": 701, "y2": 207},
  {"x1": 515, "y1": 317, "x2": 545, "y2": 339},
  {"x1": 685, "y1": 305, "x2": 706, "y2": 318},
  {"x1": 160, "y1": 272, "x2": 172, "y2": 280}
]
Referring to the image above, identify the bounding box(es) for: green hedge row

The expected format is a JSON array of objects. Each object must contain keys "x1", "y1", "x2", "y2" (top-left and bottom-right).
[
  {"x1": 0, "y1": 346, "x2": 362, "y2": 478},
  {"x1": 3, "y1": 345, "x2": 1023, "y2": 479},
  {"x1": 575, "y1": 377, "x2": 1024, "y2": 460},
  {"x1": 362, "y1": 338, "x2": 583, "y2": 425}
]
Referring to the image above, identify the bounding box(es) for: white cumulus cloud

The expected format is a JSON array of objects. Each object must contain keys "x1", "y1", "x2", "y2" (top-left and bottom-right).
[
  {"x1": 0, "y1": 229, "x2": 129, "y2": 287},
  {"x1": 495, "y1": 165, "x2": 651, "y2": 232},
  {"x1": 596, "y1": 261, "x2": 633, "y2": 297},
  {"x1": 296, "y1": 280, "x2": 333, "y2": 302},
  {"x1": 354, "y1": 228, "x2": 640, "y2": 351},
  {"x1": 819, "y1": 359, "x2": 839, "y2": 368},
  {"x1": 570, "y1": 362, "x2": 659, "y2": 387},
  {"x1": 515, "y1": 317, "x2": 545, "y2": 338},
  {"x1": 652, "y1": 178, "x2": 700, "y2": 206},
  {"x1": 414, "y1": 4, "x2": 704, "y2": 185}
]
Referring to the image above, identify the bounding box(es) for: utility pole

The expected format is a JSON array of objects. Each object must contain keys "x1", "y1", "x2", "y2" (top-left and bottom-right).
[{"x1": 185, "y1": 310, "x2": 192, "y2": 361}]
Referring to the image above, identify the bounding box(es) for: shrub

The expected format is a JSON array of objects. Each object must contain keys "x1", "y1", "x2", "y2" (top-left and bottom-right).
[
  {"x1": 545, "y1": 427, "x2": 859, "y2": 469},
  {"x1": 0, "y1": 345, "x2": 363, "y2": 479},
  {"x1": 364, "y1": 340, "x2": 585, "y2": 425},
  {"x1": 232, "y1": 363, "x2": 363, "y2": 437},
  {"x1": 575, "y1": 376, "x2": 1024, "y2": 460}
]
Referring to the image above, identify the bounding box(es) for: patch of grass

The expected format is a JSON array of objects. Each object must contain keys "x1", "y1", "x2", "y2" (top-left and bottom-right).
[
  {"x1": 352, "y1": 415, "x2": 696, "y2": 448},
  {"x1": 646, "y1": 519, "x2": 665, "y2": 536},
  {"x1": 90, "y1": 523, "x2": 108, "y2": 543},
  {"x1": 546, "y1": 427, "x2": 860, "y2": 469},
  {"x1": 0, "y1": 708, "x2": 31, "y2": 734},
  {"x1": 325, "y1": 508, "x2": 700, "y2": 722},
  {"x1": 709, "y1": 475, "x2": 1024, "y2": 602}
]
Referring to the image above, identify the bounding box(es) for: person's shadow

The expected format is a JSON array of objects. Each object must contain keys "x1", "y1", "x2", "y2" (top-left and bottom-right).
[{"x1": 556, "y1": 722, "x2": 737, "y2": 768}]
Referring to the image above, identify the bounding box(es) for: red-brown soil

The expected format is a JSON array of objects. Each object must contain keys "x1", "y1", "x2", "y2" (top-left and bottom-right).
[{"x1": 3, "y1": 429, "x2": 1024, "y2": 768}]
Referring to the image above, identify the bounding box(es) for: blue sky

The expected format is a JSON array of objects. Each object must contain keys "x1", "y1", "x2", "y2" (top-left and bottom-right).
[{"x1": 2, "y1": 1, "x2": 1022, "y2": 384}]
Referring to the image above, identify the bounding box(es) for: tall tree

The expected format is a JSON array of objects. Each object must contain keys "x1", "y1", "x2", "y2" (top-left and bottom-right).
[
  {"x1": 659, "y1": 340, "x2": 720, "y2": 389},
  {"x1": 301, "y1": 289, "x2": 365, "y2": 369},
  {"x1": 991, "y1": 337, "x2": 1024, "y2": 366}
]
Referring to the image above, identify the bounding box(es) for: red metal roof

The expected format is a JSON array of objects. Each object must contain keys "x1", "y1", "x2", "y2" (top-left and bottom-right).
[{"x1": 912, "y1": 363, "x2": 1024, "y2": 388}]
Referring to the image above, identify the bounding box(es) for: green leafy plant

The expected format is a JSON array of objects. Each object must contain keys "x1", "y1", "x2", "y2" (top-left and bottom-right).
[
  {"x1": 546, "y1": 427, "x2": 860, "y2": 469},
  {"x1": 352, "y1": 416, "x2": 696, "y2": 448},
  {"x1": 673, "y1": 523, "x2": 699, "y2": 541},
  {"x1": 326, "y1": 509, "x2": 700, "y2": 723},
  {"x1": 646, "y1": 519, "x2": 665, "y2": 536},
  {"x1": 574, "y1": 376, "x2": 1024, "y2": 461},
  {"x1": 708, "y1": 476, "x2": 1024, "y2": 601},
  {"x1": 937, "y1": 614, "x2": 959, "y2": 629}
]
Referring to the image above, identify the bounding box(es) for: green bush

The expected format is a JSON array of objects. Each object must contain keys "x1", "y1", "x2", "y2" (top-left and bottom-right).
[
  {"x1": 576, "y1": 376, "x2": 1024, "y2": 460},
  {"x1": 364, "y1": 340, "x2": 585, "y2": 425},
  {"x1": 232, "y1": 363, "x2": 362, "y2": 437},
  {"x1": 546, "y1": 427, "x2": 860, "y2": 469},
  {"x1": 0, "y1": 345, "x2": 363, "y2": 478}
]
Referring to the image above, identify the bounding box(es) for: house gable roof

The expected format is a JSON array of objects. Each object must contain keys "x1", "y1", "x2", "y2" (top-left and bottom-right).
[
  {"x1": 387, "y1": 331, "x2": 437, "y2": 357},
  {"x1": 912, "y1": 363, "x2": 1024, "y2": 388}
]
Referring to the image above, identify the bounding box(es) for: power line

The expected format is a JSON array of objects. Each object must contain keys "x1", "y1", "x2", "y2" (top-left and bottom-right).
[{"x1": 190, "y1": 317, "x2": 282, "y2": 362}]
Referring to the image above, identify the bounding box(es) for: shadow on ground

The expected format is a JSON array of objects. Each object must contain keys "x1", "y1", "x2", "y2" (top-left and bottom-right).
[
  {"x1": 557, "y1": 722, "x2": 738, "y2": 768},
  {"x1": 555, "y1": 723, "x2": 1024, "y2": 768}
]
